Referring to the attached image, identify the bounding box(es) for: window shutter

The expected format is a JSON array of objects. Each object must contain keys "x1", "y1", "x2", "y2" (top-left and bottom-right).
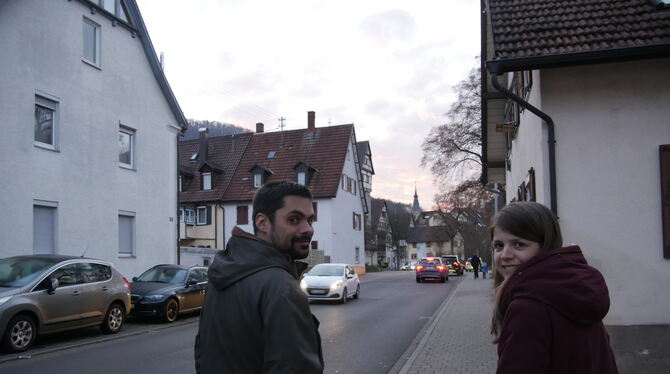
[
  {"x1": 33, "y1": 206, "x2": 56, "y2": 254},
  {"x1": 352, "y1": 212, "x2": 356, "y2": 229},
  {"x1": 661, "y1": 145, "x2": 670, "y2": 259},
  {"x1": 206, "y1": 206, "x2": 212, "y2": 225}
]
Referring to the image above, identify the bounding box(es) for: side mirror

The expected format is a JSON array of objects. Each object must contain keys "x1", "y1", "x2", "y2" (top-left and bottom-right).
[
  {"x1": 186, "y1": 279, "x2": 197, "y2": 287},
  {"x1": 346, "y1": 274, "x2": 354, "y2": 279},
  {"x1": 47, "y1": 277, "x2": 59, "y2": 295},
  {"x1": 132, "y1": 277, "x2": 138, "y2": 282}
]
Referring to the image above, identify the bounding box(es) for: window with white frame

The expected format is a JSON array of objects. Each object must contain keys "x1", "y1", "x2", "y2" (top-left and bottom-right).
[
  {"x1": 118, "y1": 211, "x2": 135, "y2": 256},
  {"x1": 33, "y1": 200, "x2": 58, "y2": 254},
  {"x1": 297, "y1": 171, "x2": 306, "y2": 185},
  {"x1": 355, "y1": 246, "x2": 360, "y2": 264},
  {"x1": 253, "y1": 173, "x2": 262, "y2": 188},
  {"x1": 178, "y1": 176, "x2": 182, "y2": 192},
  {"x1": 180, "y1": 208, "x2": 195, "y2": 224},
  {"x1": 353, "y1": 212, "x2": 361, "y2": 230},
  {"x1": 119, "y1": 127, "x2": 134, "y2": 168},
  {"x1": 196, "y1": 206, "x2": 209, "y2": 225},
  {"x1": 202, "y1": 173, "x2": 212, "y2": 190},
  {"x1": 34, "y1": 95, "x2": 58, "y2": 148},
  {"x1": 82, "y1": 18, "x2": 100, "y2": 66}
]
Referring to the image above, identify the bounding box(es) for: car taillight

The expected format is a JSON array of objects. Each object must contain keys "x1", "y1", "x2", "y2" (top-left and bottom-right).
[
  {"x1": 416, "y1": 265, "x2": 424, "y2": 271},
  {"x1": 437, "y1": 265, "x2": 445, "y2": 271},
  {"x1": 122, "y1": 276, "x2": 131, "y2": 291},
  {"x1": 453, "y1": 262, "x2": 459, "y2": 267}
]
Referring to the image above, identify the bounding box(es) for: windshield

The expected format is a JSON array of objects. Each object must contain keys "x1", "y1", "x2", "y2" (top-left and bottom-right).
[
  {"x1": 0, "y1": 257, "x2": 59, "y2": 288},
  {"x1": 308, "y1": 265, "x2": 344, "y2": 276},
  {"x1": 136, "y1": 267, "x2": 187, "y2": 284}
]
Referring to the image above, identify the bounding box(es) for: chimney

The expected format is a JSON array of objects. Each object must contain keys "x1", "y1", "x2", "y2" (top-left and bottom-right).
[
  {"x1": 307, "y1": 111, "x2": 315, "y2": 131},
  {"x1": 199, "y1": 127, "x2": 208, "y2": 162},
  {"x1": 256, "y1": 122, "x2": 264, "y2": 134}
]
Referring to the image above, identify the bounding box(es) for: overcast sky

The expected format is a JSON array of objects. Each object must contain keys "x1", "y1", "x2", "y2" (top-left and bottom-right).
[{"x1": 136, "y1": 0, "x2": 481, "y2": 210}]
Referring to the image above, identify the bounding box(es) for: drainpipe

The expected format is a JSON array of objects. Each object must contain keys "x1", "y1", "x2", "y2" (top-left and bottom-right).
[{"x1": 490, "y1": 73, "x2": 558, "y2": 216}]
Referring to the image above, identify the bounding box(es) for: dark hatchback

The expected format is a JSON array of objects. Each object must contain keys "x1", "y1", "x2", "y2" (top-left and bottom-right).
[
  {"x1": 130, "y1": 265, "x2": 208, "y2": 323},
  {"x1": 415, "y1": 258, "x2": 448, "y2": 283}
]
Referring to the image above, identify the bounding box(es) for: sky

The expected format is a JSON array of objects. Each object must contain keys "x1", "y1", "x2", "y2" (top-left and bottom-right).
[{"x1": 136, "y1": 0, "x2": 481, "y2": 210}]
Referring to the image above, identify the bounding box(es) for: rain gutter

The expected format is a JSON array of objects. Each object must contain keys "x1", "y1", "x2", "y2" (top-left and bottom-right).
[{"x1": 489, "y1": 73, "x2": 558, "y2": 216}]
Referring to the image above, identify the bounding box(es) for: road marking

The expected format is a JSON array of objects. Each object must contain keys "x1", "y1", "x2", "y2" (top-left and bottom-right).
[{"x1": 397, "y1": 279, "x2": 464, "y2": 374}]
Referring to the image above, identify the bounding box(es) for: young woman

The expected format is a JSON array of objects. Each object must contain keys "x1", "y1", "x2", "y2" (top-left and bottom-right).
[{"x1": 490, "y1": 202, "x2": 618, "y2": 374}]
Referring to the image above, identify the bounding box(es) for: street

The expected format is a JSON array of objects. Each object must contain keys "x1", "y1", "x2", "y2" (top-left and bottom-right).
[{"x1": 0, "y1": 271, "x2": 462, "y2": 374}]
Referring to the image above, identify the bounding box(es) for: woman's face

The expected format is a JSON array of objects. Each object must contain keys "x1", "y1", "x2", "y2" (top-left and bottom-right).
[{"x1": 492, "y1": 227, "x2": 541, "y2": 279}]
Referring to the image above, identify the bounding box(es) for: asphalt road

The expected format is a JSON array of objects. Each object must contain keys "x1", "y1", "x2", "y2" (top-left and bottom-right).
[{"x1": 0, "y1": 271, "x2": 462, "y2": 374}]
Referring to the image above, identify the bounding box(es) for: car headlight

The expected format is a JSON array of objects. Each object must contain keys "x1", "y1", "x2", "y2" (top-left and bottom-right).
[
  {"x1": 142, "y1": 294, "x2": 166, "y2": 302},
  {"x1": 300, "y1": 279, "x2": 307, "y2": 290},
  {"x1": 330, "y1": 281, "x2": 342, "y2": 290},
  {"x1": 0, "y1": 296, "x2": 12, "y2": 307}
]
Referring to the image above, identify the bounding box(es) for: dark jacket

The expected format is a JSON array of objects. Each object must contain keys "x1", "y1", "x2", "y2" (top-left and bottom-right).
[
  {"x1": 496, "y1": 245, "x2": 618, "y2": 374},
  {"x1": 194, "y1": 227, "x2": 323, "y2": 374},
  {"x1": 470, "y1": 255, "x2": 481, "y2": 270}
]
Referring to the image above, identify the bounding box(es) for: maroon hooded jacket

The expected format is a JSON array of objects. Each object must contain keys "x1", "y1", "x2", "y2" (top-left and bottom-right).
[{"x1": 496, "y1": 245, "x2": 618, "y2": 374}]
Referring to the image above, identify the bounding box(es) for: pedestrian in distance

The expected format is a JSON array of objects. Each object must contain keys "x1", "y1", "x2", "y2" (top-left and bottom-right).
[
  {"x1": 481, "y1": 261, "x2": 488, "y2": 279},
  {"x1": 194, "y1": 181, "x2": 324, "y2": 374},
  {"x1": 470, "y1": 254, "x2": 481, "y2": 279},
  {"x1": 490, "y1": 201, "x2": 618, "y2": 374}
]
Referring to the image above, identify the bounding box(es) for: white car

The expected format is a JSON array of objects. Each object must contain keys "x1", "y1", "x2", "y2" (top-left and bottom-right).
[{"x1": 300, "y1": 263, "x2": 360, "y2": 304}]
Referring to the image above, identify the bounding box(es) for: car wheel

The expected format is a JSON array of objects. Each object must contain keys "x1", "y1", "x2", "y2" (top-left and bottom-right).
[
  {"x1": 164, "y1": 298, "x2": 179, "y2": 323},
  {"x1": 339, "y1": 288, "x2": 348, "y2": 304},
  {"x1": 100, "y1": 303, "x2": 125, "y2": 334},
  {"x1": 353, "y1": 285, "x2": 360, "y2": 300},
  {"x1": 440, "y1": 276, "x2": 446, "y2": 283},
  {"x1": 416, "y1": 278, "x2": 421, "y2": 283},
  {"x1": 3, "y1": 315, "x2": 37, "y2": 353}
]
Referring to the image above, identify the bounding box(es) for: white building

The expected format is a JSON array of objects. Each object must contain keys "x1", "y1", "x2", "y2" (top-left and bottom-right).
[
  {"x1": 0, "y1": 0, "x2": 187, "y2": 278},
  {"x1": 178, "y1": 113, "x2": 368, "y2": 273},
  {"x1": 482, "y1": 0, "x2": 670, "y2": 325}
]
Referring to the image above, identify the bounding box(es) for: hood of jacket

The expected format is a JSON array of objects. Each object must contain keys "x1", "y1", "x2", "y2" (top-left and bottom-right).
[
  {"x1": 500, "y1": 245, "x2": 610, "y2": 326},
  {"x1": 208, "y1": 226, "x2": 308, "y2": 291}
]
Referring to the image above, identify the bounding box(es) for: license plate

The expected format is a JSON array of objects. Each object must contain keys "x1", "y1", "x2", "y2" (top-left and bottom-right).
[
  {"x1": 310, "y1": 289, "x2": 327, "y2": 295},
  {"x1": 427, "y1": 266, "x2": 435, "y2": 270}
]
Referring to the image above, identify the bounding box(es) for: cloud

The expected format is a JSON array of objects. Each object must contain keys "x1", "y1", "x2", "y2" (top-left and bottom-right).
[{"x1": 359, "y1": 10, "x2": 417, "y2": 47}]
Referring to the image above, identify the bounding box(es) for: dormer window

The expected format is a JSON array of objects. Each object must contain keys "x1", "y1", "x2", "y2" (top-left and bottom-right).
[
  {"x1": 249, "y1": 165, "x2": 273, "y2": 190},
  {"x1": 293, "y1": 162, "x2": 316, "y2": 186},
  {"x1": 253, "y1": 173, "x2": 262, "y2": 188},
  {"x1": 202, "y1": 172, "x2": 211, "y2": 190}
]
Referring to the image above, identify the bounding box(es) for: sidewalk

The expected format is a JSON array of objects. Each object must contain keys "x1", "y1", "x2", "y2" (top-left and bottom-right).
[{"x1": 393, "y1": 273, "x2": 498, "y2": 374}]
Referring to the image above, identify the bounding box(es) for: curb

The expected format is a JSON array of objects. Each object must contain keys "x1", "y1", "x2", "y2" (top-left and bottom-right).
[
  {"x1": 0, "y1": 317, "x2": 198, "y2": 364},
  {"x1": 389, "y1": 276, "x2": 466, "y2": 374}
]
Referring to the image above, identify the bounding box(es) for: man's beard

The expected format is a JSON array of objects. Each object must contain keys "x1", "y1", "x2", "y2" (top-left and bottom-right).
[{"x1": 270, "y1": 228, "x2": 311, "y2": 260}]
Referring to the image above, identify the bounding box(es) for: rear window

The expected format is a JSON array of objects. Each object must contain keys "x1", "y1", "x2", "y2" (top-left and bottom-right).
[
  {"x1": 443, "y1": 256, "x2": 458, "y2": 262},
  {"x1": 418, "y1": 259, "x2": 441, "y2": 265}
]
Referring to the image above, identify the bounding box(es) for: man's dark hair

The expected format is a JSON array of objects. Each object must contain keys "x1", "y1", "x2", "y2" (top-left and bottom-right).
[{"x1": 252, "y1": 180, "x2": 313, "y2": 234}]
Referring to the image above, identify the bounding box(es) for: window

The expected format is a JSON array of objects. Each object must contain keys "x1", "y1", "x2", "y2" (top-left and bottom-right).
[
  {"x1": 297, "y1": 171, "x2": 306, "y2": 185},
  {"x1": 49, "y1": 264, "x2": 79, "y2": 287},
  {"x1": 353, "y1": 213, "x2": 361, "y2": 231},
  {"x1": 311, "y1": 241, "x2": 318, "y2": 250},
  {"x1": 237, "y1": 205, "x2": 249, "y2": 225},
  {"x1": 118, "y1": 211, "x2": 135, "y2": 256},
  {"x1": 312, "y1": 202, "x2": 318, "y2": 222},
  {"x1": 178, "y1": 176, "x2": 182, "y2": 192},
  {"x1": 253, "y1": 173, "x2": 262, "y2": 188},
  {"x1": 355, "y1": 247, "x2": 360, "y2": 264},
  {"x1": 119, "y1": 127, "x2": 134, "y2": 168},
  {"x1": 202, "y1": 173, "x2": 212, "y2": 190},
  {"x1": 33, "y1": 200, "x2": 57, "y2": 254},
  {"x1": 203, "y1": 257, "x2": 210, "y2": 267},
  {"x1": 180, "y1": 208, "x2": 195, "y2": 224},
  {"x1": 197, "y1": 206, "x2": 211, "y2": 225},
  {"x1": 82, "y1": 18, "x2": 100, "y2": 65},
  {"x1": 412, "y1": 243, "x2": 417, "y2": 248},
  {"x1": 660, "y1": 145, "x2": 670, "y2": 259},
  {"x1": 80, "y1": 263, "x2": 112, "y2": 283},
  {"x1": 34, "y1": 95, "x2": 58, "y2": 148}
]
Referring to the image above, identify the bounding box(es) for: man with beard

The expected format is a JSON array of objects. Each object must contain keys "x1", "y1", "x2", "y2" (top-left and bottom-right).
[{"x1": 195, "y1": 181, "x2": 323, "y2": 374}]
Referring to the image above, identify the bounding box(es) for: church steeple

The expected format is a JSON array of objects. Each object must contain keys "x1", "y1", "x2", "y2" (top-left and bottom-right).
[{"x1": 411, "y1": 186, "x2": 421, "y2": 219}]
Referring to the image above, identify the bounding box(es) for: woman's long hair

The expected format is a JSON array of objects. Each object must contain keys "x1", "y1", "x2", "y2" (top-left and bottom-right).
[{"x1": 490, "y1": 202, "x2": 562, "y2": 342}]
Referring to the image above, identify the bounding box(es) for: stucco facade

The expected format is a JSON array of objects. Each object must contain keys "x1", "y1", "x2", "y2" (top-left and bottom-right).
[
  {"x1": 502, "y1": 59, "x2": 670, "y2": 324},
  {"x1": 0, "y1": 0, "x2": 184, "y2": 278}
]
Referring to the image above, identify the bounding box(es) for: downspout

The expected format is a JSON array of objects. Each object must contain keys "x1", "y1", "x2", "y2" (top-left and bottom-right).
[
  {"x1": 176, "y1": 132, "x2": 181, "y2": 265},
  {"x1": 489, "y1": 73, "x2": 558, "y2": 216}
]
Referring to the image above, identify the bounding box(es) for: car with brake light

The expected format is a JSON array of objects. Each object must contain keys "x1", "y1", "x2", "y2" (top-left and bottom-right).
[
  {"x1": 300, "y1": 263, "x2": 360, "y2": 304},
  {"x1": 415, "y1": 258, "x2": 448, "y2": 283},
  {"x1": 130, "y1": 264, "x2": 208, "y2": 323},
  {"x1": 442, "y1": 255, "x2": 464, "y2": 276}
]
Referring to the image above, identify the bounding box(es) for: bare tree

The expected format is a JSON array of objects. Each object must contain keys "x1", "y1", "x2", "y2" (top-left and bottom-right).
[{"x1": 421, "y1": 66, "x2": 482, "y2": 180}]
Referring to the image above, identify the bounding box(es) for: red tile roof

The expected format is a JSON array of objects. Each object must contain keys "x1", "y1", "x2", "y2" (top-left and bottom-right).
[
  {"x1": 178, "y1": 132, "x2": 253, "y2": 203},
  {"x1": 222, "y1": 124, "x2": 355, "y2": 202},
  {"x1": 487, "y1": 0, "x2": 670, "y2": 59}
]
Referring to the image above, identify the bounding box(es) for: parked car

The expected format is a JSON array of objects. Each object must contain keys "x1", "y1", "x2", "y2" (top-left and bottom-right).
[
  {"x1": 130, "y1": 265, "x2": 208, "y2": 323},
  {"x1": 465, "y1": 261, "x2": 473, "y2": 272},
  {"x1": 409, "y1": 260, "x2": 418, "y2": 270},
  {"x1": 0, "y1": 255, "x2": 131, "y2": 353},
  {"x1": 415, "y1": 258, "x2": 448, "y2": 283},
  {"x1": 300, "y1": 263, "x2": 360, "y2": 304},
  {"x1": 442, "y1": 255, "x2": 463, "y2": 276}
]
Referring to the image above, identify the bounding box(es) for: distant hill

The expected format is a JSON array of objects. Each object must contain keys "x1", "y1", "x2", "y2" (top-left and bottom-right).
[{"x1": 181, "y1": 119, "x2": 251, "y2": 140}]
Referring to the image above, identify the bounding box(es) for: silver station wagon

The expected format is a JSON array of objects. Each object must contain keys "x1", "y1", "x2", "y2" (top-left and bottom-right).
[{"x1": 0, "y1": 255, "x2": 131, "y2": 352}]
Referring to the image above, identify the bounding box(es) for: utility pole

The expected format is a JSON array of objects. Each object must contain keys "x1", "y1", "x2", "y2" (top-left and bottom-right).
[{"x1": 278, "y1": 116, "x2": 286, "y2": 144}]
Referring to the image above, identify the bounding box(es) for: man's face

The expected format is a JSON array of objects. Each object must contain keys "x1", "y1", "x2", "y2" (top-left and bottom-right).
[{"x1": 261, "y1": 195, "x2": 315, "y2": 259}]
